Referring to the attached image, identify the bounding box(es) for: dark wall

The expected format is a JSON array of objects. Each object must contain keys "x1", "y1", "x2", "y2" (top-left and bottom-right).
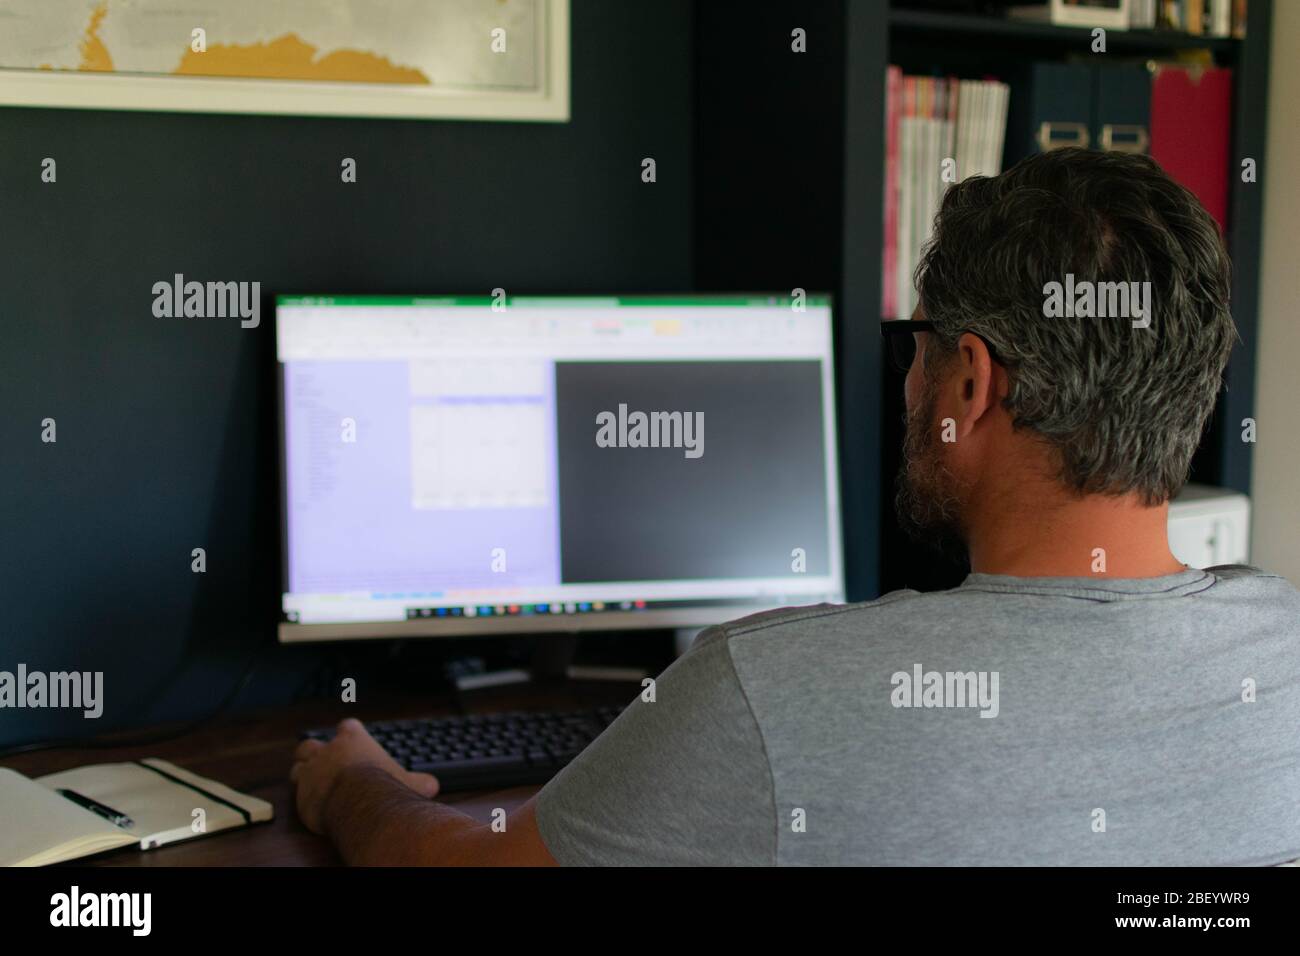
[
  {"x1": 693, "y1": 0, "x2": 883, "y2": 603},
  {"x1": 0, "y1": 0, "x2": 694, "y2": 747}
]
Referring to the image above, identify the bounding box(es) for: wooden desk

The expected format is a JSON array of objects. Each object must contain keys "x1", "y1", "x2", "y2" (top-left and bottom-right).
[{"x1": 0, "y1": 682, "x2": 638, "y2": 866}]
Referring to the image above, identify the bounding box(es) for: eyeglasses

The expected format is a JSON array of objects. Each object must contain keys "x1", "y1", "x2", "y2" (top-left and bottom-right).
[{"x1": 879, "y1": 320, "x2": 1004, "y2": 373}]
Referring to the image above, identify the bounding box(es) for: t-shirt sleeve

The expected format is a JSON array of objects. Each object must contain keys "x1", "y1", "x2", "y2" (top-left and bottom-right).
[{"x1": 534, "y1": 626, "x2": 776, "y2": 865}]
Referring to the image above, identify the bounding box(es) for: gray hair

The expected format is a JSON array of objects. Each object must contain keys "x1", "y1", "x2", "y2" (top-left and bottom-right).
[{"x1": 916, "y1": 147, "x2": 1236, "y2": 505}]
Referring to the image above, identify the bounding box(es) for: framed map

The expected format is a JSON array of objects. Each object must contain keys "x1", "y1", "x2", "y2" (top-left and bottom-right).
[{"x1": 0, "y1": 0, "x2": 568, "y2": 121}]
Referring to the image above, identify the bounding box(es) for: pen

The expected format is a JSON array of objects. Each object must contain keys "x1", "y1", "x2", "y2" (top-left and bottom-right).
[{"x1": 57, "y1": 788, "x2": 134, "y2": 828}]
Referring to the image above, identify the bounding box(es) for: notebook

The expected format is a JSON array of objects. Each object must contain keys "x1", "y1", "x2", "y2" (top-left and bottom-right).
[{"x1": 0, "y1": 758, "x2": 273, "y2": 866}]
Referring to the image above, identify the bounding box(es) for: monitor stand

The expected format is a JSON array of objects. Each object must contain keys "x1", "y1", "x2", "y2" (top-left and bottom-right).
[{"x1": 449, "y1": 633, "x2": 658, "y2": 692}]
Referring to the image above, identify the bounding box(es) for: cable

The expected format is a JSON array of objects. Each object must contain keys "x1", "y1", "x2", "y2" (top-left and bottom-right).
[{"x1": 0, "y1": 646, "x2": 263, "y2": 760}]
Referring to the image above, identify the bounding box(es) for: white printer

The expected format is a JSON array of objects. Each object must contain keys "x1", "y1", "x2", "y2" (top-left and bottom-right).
[{"x1": 1168, "y1": 483, "x2": 1251, "y2": 568}]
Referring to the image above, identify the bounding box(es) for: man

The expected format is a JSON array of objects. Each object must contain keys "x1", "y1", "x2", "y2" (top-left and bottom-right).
[{"x1": 292, "y1": 148, "x2": 1300, "y2": 865}]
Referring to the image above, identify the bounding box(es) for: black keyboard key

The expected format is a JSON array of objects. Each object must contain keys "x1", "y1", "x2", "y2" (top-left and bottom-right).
[
  {"x1": 408, "y1": 754, "x2": 529, "y2": 776},
  {"x1": 301, "y1": 703, "x2": 624, "y2": 790}
]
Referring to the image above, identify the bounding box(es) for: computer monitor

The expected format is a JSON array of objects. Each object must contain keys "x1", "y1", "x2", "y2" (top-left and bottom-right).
[{"x1": 275, "y1": 294, "x2": 844, "y2": 642}]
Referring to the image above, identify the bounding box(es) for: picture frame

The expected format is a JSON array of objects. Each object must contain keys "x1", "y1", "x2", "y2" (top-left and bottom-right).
[{"x1": 0, "y1": 0, "x2": 569, "y2": 122}]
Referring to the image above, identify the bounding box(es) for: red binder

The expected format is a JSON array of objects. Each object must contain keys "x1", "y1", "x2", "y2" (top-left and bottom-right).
[
  {"x1": 1149, "y1": 65, "x2": 1233, "y2": 233},
  {"x1": 882, "y1": 65, "x2": 901, "y2": 320}
]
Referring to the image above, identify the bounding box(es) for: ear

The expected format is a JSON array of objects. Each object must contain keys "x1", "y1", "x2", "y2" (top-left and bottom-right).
[{"x1": 950, "y1": 332, "x2": 1003, "y2": 439}]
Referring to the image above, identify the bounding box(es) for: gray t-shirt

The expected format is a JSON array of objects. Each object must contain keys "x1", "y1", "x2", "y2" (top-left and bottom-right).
[{"x1": 536, "y1": 566, "x2": 1300, "y2": 865}]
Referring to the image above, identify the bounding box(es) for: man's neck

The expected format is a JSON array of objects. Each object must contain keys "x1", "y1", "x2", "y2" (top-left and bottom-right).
[{"x1": 965, "y1": 483, "x2": 1187, "y2": 579}]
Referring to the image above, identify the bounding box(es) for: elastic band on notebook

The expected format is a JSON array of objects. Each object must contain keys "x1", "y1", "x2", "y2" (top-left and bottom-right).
[{"x1": 133, "y1": 760, "x2": 252, "y2": 825}]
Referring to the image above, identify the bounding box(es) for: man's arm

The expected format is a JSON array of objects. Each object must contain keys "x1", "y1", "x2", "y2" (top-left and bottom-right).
[
  {"x1": 294, "y1": 623, "x2": 775, "y2": 865},
  {"x1": 292, "y1": 719, "x2": 556, "y2": 866}
]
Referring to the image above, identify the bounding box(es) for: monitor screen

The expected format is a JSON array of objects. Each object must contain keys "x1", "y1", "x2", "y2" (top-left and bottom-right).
[{"x1": 275, "y1": 294, "x2": 844, "y2": 642}]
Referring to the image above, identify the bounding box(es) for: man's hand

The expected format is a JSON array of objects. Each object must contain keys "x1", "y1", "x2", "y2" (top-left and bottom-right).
[
  {"x1": 291, "y1": 718, "x2": 439, "y2": 834},
  {"x1": 289, "y1": 716, "x2": 557, "y2": 865}
]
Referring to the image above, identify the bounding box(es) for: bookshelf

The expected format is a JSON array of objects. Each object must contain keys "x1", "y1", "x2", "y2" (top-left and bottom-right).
[
  {"x1": 694, "y1": 0, "x2": 1273, "y2": 598},
  {"x1": 888, "y1": 8, "x2": 1241, "y2": 54}
]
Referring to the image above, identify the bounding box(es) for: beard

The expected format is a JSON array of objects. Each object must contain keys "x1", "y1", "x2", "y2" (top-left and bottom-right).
[{"x1": 894, "y1": 372, "x2": 969, "y2": 563}]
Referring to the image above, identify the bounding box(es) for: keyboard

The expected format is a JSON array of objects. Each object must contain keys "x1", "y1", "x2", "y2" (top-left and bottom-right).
[{"x1": 302, "y1": 706, "x2": 624, "y2": 791}]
